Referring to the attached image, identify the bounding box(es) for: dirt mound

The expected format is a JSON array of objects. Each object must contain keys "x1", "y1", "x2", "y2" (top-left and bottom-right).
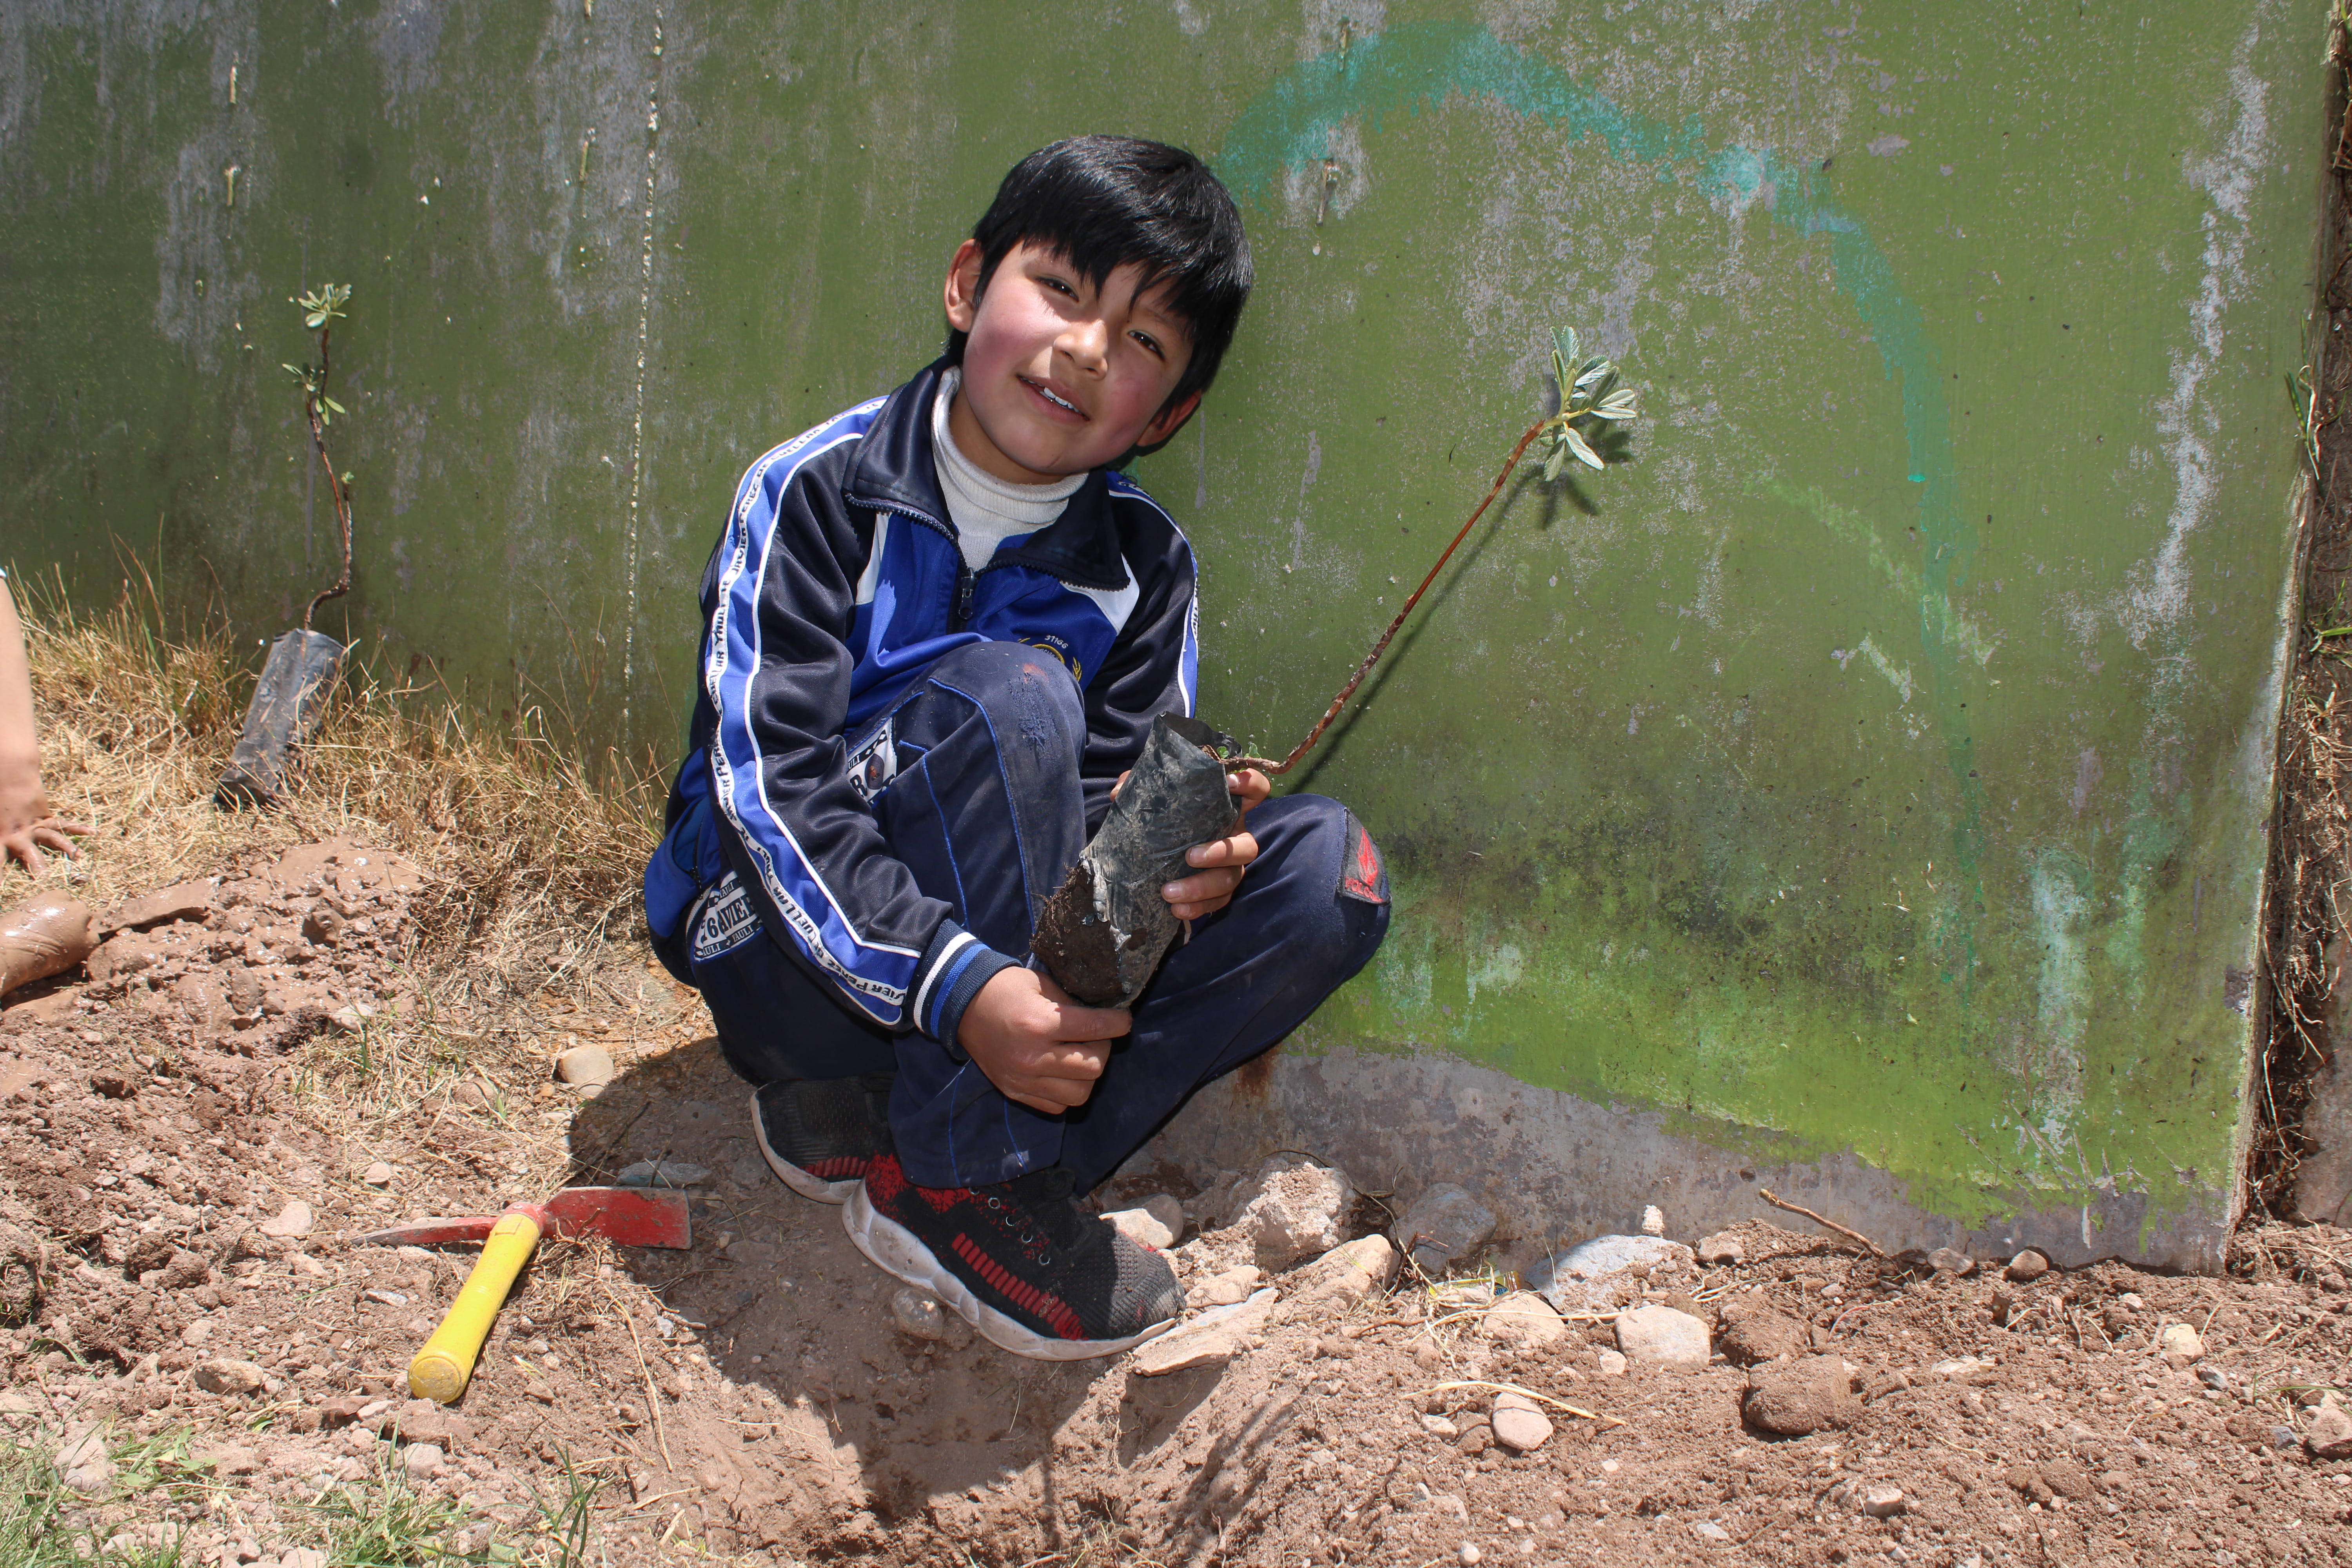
[{"x1": 3, "y1": 854, "x2": 2352, "y2": 1565}]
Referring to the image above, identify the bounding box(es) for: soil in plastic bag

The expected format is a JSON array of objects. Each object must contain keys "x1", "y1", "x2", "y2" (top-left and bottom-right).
[
  {"x1": 1031, "y1": 713, "x2": 1241, "y2": 1007},
  {"x1": 217, "y1": 630, "x2": 345, "y2": 809}
]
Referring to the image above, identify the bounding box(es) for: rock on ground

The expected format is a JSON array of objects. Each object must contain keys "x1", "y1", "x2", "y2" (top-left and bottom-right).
[
  {"x1": 1130, "y1": 1288, "x2": 1276, "y2": 1376},
  {"x1": 1695, "y1": 1231, "x2": 1744, "y2": 1265},
  {"x1": 2306, "y1": 1399, "x2": 2352, "y2": 1459},
  {"x1": 1615, "y1": 1303, "x2": 1711, "y2": 1369},
  {"x1": 1105, "y1": 1205, "x2": 1179, "y2": 1251},
  {"x1": 1389, "y1": 1182, "x2": 1496, "y2": 1276},
  {"x1": 1531, "y1": 1234, "x2": 1697, "y2": 1313},
  {"x1": 554, "y1": 1044, "x2": 615, "y2": 1089},
  {"x1": 192, "y1": 1357, "x2": 270, "y2": 1396},
  {"x1": 2005, "y1": 1249, "x2": 2050, "y2": 1281},
  {"x1": 1481, "y1": 1290, "x2": 1568, "y2": 1349},
  {"x1": 2158, "y1": 1322, "x2": 2206, "y2": 1360},
  {"x1": 1490, "y1": 1390, "x2": 1553, "y2": 1452},
  {"x1": 1716, "y1": 1293, "x2": 1808, "y2": 1365},
  {"x1": 1744, "y1": 1355, "x2": 1861, "y2": 1435},
  {"x1": 1219, "y1": 1155, "x2": 1355, "y2": 1270}
]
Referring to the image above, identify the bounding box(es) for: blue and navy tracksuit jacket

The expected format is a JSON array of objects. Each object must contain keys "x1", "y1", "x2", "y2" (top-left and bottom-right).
[{"x1": 644, "y1": 359, "x2": 1202, "y2": 1053}]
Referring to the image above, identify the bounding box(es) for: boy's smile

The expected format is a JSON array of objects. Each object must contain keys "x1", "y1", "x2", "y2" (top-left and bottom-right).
[{"x1": 942, "y1": 239, "x2": 1200, "y2": 486}]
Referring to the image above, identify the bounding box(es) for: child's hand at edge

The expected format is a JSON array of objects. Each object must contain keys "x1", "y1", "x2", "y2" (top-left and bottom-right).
[
  {"x1": 958, "y1": 966, "x2": 1131, "y2": 1114},
  {"x1": 1161, "y1": 768, "x2": 1268, "y2": 920},
  {"x1": 0, "y1": 756, "x2": 88, "y2": 877}
]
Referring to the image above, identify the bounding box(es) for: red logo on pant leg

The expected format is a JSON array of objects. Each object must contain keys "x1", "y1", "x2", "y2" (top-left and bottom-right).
[{"x1": 1339, "y1": 814, "x2": 1388, "y2": 906}]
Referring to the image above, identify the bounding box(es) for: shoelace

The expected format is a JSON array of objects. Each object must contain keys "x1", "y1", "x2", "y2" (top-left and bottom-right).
[{"x1": 980, "y1": 1193, "x2": 1052, "y2": 1267}]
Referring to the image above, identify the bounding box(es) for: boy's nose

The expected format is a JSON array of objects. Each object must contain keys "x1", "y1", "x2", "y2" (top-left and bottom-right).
[{"x1": 1059, "y1": 316, "x2": 1110, "y2": 374}]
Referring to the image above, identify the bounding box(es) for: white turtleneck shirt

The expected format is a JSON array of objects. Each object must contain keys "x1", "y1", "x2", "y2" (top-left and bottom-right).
[{"x1": 931, "y1": 368, "x2": 1085, "y2": 571}]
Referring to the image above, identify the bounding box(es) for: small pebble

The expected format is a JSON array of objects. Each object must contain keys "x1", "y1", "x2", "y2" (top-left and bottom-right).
[
  {"x1": 553, "y1": 1045, "x2": 615, "y2": 1089},
  {"x1": 1459, "y1": 1543, "x2": 1482, "y2": 1566},
  {"x1": 402, "y1": 1443, "x2": 444, "y2": 1481},
  {"x1": 1639, "y1": 1205, "x2": 1665, "y2": 1237},
  {"x1": 2005, "y1": 1249, "x2": 2049, "y2": 1283},
  {"x1": 1597, "y1": 1348, "x2": 1627, "y2": 1376},
  {"x1": 889, "y1": 1288, "x2": 950, "y2": 1342},
  {"x1": 360, "y1": 1162, "x2": 393, "y2": 1187}
]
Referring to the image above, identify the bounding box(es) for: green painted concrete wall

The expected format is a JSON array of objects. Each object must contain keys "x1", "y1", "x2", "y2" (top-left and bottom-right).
[{"x1": 1, "y1": 2, "x2": 2325, "y2": 1260}]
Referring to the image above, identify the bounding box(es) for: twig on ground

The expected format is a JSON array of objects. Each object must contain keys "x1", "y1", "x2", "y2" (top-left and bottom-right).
[
  {"x1": 1757, "y1": 1189, "x2": 1890, "y2": 1258},
  {"x1": 605, "y1": 1283, "x2": 672, "y2": 1474}
]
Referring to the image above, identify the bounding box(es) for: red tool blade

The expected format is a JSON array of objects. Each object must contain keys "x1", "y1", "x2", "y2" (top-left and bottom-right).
[
  {"x1": 348, "y1": 1216, "x2": 497, "y2": 1247},
  {"x1": 347, "y1": 1187, "x2": 692, "y2": 1250},
  {"x1": 543, "y1": 1186, "x2": 693, "y2": 1249}
]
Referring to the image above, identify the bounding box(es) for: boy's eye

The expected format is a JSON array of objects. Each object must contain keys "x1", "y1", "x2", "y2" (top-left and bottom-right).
[
  {"x1": 1130, "y1": 332, "x2": 1163, "y2": 358},
  {"x1": 1040, "y1": 276, "x2": 1077, "y2": 298}
]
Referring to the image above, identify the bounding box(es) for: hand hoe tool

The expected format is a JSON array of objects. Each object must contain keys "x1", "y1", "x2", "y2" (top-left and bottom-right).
[{"x1": 353, "y1": 1186, "x2": 692, "y2": 1403}]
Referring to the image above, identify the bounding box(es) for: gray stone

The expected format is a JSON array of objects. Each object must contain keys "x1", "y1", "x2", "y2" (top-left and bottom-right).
[
  {"x1": 360, "y1": 1162, "x2": 393, "y2": 1187},
  {"x1": 54, "y1": 1430, "x2": 112, "y2": 1494},
  {"x1": 1390, "y1": 1182, "x2": 1497, "y2": 1276},
  {"x1": 554, "y1": 1045, "x2": 615, "y2": 1089},
  {"x1": 1926, "y1": 1246, "x2": 1975, "y2": 1276},
  {"x1": 401, "y1": 1442, "x2": 444, "y2": 1480},
  {"x1": 1596, "y1": 1348, "x2": 1627, "y2": 1376},
  {"x1": 1614, "y1": 1303, "x2": 1711, "y2": 1369},
  {"x1": 1490, "y1": 1390, "x2": 1553, "y2": 1452},
  {"x1": 1691, "y1": 1521, "x2": 1731, "y2": 1542},
  {"x1": 2004, "y1": 1249, "x2": 2049, "y2": 1282},
  {"x1": 1418, "y1": 1413, "x2": 1459, "y2": 1439},
  {"x1": 1530, "y1": 1234, "x2": 1698, "y2": 1314},
  {"x1": 1223, "y1": 1155, "x2": 1355, "y2": 1270}
]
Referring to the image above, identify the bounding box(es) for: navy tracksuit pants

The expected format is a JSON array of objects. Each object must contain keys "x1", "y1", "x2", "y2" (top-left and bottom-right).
[{"x1": 680, "y1": 641, "x2": 1391, "y2": 1193}]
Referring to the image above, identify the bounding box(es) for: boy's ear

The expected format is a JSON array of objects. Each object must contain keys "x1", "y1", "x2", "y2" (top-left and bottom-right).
[
  {"x1": 943, "y1": 238, "x2": 986, "y2": 332},
  {"x1": 1132, "y1": 390, "x2": 1203, "y2": 455}
]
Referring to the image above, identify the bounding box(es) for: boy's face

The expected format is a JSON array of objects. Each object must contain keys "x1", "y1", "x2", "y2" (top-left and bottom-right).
[{"x1": 942, "y1": 238, "x2": 1200, "y2": 486}]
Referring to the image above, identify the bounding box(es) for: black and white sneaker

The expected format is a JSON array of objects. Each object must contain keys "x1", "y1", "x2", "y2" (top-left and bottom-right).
[
  {"x1": 842, "y1": 1153, "x2": 1184, "y2": 1360},
  {"x1": 748, "y1": 1074, "x2": 894, "y2": 1204}
]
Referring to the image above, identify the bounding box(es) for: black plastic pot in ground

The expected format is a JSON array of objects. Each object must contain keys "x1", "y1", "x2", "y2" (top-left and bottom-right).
[
  {"x1": 216, "y1": 629, "x2": 345, "y2": 809},
  {"x1": 1031, "y1": 713, "x2": 1243, "y2": 1007}
]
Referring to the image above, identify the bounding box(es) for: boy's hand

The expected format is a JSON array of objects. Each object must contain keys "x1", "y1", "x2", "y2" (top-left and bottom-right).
[
  {"x1": 0, "y1": 757, "x2": 87, "y2": 876},
  {"x1": 1160, "y1": 768, "x2": 1269, "y2": 920},
  {"x1": 958, "y1": 966, "x2": 1131, "y2": 1114}
]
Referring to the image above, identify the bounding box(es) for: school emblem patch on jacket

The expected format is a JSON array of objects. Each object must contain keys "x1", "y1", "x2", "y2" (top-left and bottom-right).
[{"x1": 1338, "y1": 811, "x2": 1389, "y2": 905}]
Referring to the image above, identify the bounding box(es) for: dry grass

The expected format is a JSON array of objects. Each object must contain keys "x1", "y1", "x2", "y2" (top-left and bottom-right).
[{"x1": 6, "y1": 566, "x2": 662, "y2": 1004}]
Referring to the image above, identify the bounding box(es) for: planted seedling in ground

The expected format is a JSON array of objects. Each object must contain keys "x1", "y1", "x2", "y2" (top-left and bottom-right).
[
  {"x1": 1033, "y1": 328, "x2": 1639, "y2": 1003},
  {"x1": 218, "y1": 284, "x2": 360, "y2": 809}
]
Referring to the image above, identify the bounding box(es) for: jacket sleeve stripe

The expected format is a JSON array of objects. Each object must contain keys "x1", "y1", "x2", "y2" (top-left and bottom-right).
[
  {"x1": 704, "y1": 411, "x2": 924, "y2": 1022},
  {"x1": 903, "y1": 926, "x2": 969, "y2": 1034}
]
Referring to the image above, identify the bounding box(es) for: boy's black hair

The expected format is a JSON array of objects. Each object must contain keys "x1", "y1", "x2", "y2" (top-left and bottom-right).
[{"x1": 947, "y1": 135, "x2": 1253, "y2": 410}]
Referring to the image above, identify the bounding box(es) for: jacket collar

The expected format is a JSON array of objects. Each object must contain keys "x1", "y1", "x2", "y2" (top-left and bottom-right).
[{"x1": 842, "y1": 358, "x2": 1131, "y2": 592}]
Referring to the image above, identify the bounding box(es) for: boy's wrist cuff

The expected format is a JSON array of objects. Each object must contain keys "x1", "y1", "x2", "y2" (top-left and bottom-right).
[{"x1": 910, "y1": 921, "x2": 1018, "y2": 1055}]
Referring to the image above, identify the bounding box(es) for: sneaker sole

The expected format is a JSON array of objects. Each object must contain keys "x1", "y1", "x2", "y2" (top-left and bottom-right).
[
  {"x1": 841, "y1": 1182, "x2": 1175, "y2": 1362},
  {"x1": 748, "y1": 1088, "x2": 862, "y2": 1205}
]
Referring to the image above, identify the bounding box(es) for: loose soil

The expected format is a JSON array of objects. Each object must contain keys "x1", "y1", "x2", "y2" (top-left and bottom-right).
[{"x1": 2, "y1": 846, "x2": 2351, "y2": 1567}]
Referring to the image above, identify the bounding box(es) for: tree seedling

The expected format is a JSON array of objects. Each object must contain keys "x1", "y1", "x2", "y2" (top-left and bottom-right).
[
  {"x1": 217, "y1": 284, "x2": 361, "y2": 809},
  {"x1": 1232, "y1": 325, "x2": 1637, "y2": 774},
  {"x1": 1033, "y1": 328, "x2": 1639, "y2": 1004}
]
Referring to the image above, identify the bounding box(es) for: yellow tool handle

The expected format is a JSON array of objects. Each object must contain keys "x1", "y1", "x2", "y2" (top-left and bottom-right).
[{"x1": 408, "y1": 1210, "x2": 543, "y2": 1403}]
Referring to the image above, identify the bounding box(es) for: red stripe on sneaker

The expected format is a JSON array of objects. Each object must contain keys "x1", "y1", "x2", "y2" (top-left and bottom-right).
[
  {"x1": 952, "y1": 1235, "x2": 1083, "y2": 1339},
  {"x1": 804, "y1": 1157, "x2": 866, "y2": 1177}
]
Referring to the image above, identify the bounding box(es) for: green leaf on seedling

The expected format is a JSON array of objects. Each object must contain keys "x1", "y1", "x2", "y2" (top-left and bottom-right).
[
  {"x1": 1552, "y1": 326, "x2": 1580, "y2": 370},
  {"x1": 1573, "y1": 358, "x2": 1612, "y2": 395},
  {"x1": 1594, "y1": 388, "x2": 1639, "y2": 420},
  {"x1": 324, "y1": 397, "x2": 345, "y2": 414},
  {"x1": 1543, "y1": 441, "x2": 1569, "y2": 482},
  {"x1": 1561, "y1": 424, "x2": 1604, "y2": 470}
]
